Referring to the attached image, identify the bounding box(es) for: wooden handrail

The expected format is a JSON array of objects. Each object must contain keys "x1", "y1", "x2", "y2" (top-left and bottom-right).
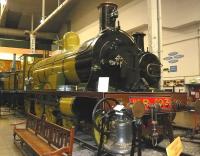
[
  {"x1": 69, "y1": 127, "x2": 75, "y2": 155},
  {"x1": 11, "y1": 121, "x2": 26, "y2": 129},
  {"x1": 11, "y1": 121, "x2": 26, "y2": 126}
]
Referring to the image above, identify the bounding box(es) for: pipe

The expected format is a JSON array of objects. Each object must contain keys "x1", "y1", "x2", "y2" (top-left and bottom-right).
[
  {"x1": 33, "y1": 0, "x2": 71, "y2": 34},
  {"x1": 31, "y1": 14, "x2": 34, "y2": 32},
  {"x1": 58, "y1": 0, "x2": 61, "y2": 6},
  {"x1": 41, "y1": 0, "x2": 46, "y2": 22},
  {"x1": 157, "y1": 0, "x2": 162, "y2": 60},
  {"x1": 147, "y1": 0, "x2": 162, "y2": 59},
  {"x1": 198, "y1": 25, "x2": 200, "y2": 76},
  {"x1": 0, "y1": 27, "x2": 56, "y2": 40}
]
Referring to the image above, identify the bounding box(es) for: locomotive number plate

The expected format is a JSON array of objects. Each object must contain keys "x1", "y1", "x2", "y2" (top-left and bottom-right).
[{"x1": 129, "y1": 96, "x2": 172, "y2": 111}]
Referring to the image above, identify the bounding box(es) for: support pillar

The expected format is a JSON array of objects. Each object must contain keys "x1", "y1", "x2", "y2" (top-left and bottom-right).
[
  {"x1": 30, "y1": 33, "x2": 36, "y2": 53},
  {"x1": 147, "y1": 0, "x2": 162, "y2": 60},
  {"x1": 41, "y1": 0, "x2": 46, "y2": 23}
]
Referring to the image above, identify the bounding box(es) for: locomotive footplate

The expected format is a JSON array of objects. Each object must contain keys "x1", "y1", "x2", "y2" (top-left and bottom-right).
[
  {"x1": 0, "y1": 90, "x2": 188, "y2": 113},
  {"x1": 103, "y1": 92, "x2": 187, "y2": 114}
]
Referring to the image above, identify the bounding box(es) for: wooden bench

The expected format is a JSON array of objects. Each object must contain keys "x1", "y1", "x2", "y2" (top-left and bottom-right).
[{"x1": 12, "y1": 113, "x2": 75, "y2": 156}]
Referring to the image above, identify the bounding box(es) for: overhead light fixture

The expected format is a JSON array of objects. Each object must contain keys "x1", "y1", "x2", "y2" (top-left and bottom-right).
[
  {"x1": 0, "y1": 0, "x2": 7, "y2": 5},
  {"x1": 40, "y1": 19, "x2": 44, "y2": 24}
]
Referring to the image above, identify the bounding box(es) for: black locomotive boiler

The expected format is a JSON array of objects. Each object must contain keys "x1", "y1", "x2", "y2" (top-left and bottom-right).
[{"x1": 31, "y1": 2, "x2": 161, "y2": 92}]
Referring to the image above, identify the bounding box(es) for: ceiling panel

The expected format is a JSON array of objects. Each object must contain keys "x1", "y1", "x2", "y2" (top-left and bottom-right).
[
  {"x1": 4, "y1": 0, "x2": 76, "y2": 32},
  {"x1": 5, "y1": 10, "x2": 22, "y2": 28}
]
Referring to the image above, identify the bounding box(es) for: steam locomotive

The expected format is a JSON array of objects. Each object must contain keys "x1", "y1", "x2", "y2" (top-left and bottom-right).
[
  {"x1": 26, "y1": 2, "x2": 161, "y2": 124},
  {"x1": 0, "y1": 3, "x2": 190, "y2": 151},
  {"x1": 0, "y1": 3, "x2": 161, "y2": 95},
  {"x1": 31, "y1": 3, "x2": 160, "y2": 92}
]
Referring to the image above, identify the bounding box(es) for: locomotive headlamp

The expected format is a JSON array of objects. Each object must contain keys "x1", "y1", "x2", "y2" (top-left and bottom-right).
[{"x1": 92, "y1": 98, "x2": 134, "y2": 155}]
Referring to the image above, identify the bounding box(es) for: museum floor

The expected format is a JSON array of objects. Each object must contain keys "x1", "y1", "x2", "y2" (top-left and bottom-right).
[
  {"x1": 0, "y1": 110, "x2": 95, "y2": 156},
  {"x1": 0, "y1": 112, "x2": 164, "y2": 156},
  {"x1": 0, "y1": 111, "x2": 23, "y2": 156}
]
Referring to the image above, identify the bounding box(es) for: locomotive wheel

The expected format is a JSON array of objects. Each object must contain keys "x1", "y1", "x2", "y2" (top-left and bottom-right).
[
  {"x1": 93, "y1": 113, "x2": 108, "y2": 145},
  {"x1": 92, "y1": 98, "x2": 119, "y2": 145}
]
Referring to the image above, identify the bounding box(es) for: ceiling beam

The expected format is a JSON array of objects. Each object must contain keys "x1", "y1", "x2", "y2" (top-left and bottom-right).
[
  {"x1": 33, "y1": 0, "x2": 71, "y2": 34},
  {"x1": 0, "y1": 27, "x2": 56, "y2": 40},
  {"x1": 0, "y1": 4, "x2": 8, "y2": 27},
  {"x1": 0, "y1": 37, "x2": 51, "y2": 50}
]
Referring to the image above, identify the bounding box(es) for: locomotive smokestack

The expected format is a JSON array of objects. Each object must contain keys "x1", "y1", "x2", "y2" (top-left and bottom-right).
[
  {"x1": 98, "y1": 3, "x2": 118, "y2": 32},
  {"x1": 132, "y1": 32, "x2": 146, "y2": 52}
]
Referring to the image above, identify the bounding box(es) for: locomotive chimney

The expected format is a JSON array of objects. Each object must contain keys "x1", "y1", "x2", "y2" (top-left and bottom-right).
[
  {"x1": 132, "y1": 32, "x2": 146, "y2": 52},
  {"x1": 98, "y1": 3, "x2": 118, "y2": 32}
]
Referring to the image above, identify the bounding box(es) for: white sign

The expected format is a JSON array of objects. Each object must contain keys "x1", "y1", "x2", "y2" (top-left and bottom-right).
[
  {"x1": 114, "y1": 105, "x2": 124, "y2": 111},
  {"x1": 97, "y1": 77, "x2": 109, "y2": 92}
]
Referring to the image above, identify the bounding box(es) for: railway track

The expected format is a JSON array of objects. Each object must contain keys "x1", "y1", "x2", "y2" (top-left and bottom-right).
[
  {"x1": 74, "y1": 131, "x2": 113, "y2": 156},
  {"x1": 73, "y1": 131, "x2": 168, "y2": 156},
  {"x1": 73, "y1": 130, "x2": 196, "y2": 156}
]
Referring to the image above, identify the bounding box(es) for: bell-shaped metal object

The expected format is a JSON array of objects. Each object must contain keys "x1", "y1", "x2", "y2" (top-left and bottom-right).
[{"x1": 103, "y1": 112, "x2": 133, "y2": 154}]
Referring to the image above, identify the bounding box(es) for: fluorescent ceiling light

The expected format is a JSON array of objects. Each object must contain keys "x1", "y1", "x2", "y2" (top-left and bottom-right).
[{"x1": 0, "y1": 53, "x2": 20, "y2": 60}]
